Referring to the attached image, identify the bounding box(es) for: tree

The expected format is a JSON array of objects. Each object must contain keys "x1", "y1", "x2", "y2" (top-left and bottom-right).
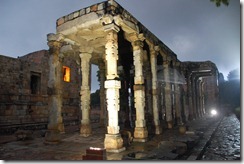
[
  {"x1": 210, "y1": 0, "x2": 230, "y2": 7},
  {"x1": 227, "y1": 68, "x2": 240, "y2": 81},
  {"x1": 90, "y1": 89, "x2": 100, "y2": 107},
  {"x1": 218, "y1": 69, "x2": 240, "y2": 117}
]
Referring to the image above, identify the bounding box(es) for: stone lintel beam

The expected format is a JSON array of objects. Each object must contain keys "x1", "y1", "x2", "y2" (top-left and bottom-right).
[
  {"x1": 114, "y1": 15, "x2": 139, "y2": 34},
  {"x1": 57, "y1": 12, "x2": 100, "y2": 35},
  {"x1": 103, "y1": 23, "x2": 120, "y2": 33}
]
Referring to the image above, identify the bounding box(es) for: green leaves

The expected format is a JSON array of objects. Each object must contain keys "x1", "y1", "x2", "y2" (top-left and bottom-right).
[{"x1": 210, "y1": 0, "x2": 229, "y2": 7}]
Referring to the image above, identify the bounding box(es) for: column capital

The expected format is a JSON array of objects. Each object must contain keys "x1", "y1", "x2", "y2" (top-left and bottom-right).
[
  {"x1": 79, "y1": 52, "x2": 92, "y2": 61},
  {"x1": 154, "y1": 45, "x2": 160, "y2": 52},
  {"x1": 163, "y1": 60, "x2": 170, "y2": 66},
  {"x1": 79, "y1": 46, "x2": 94, "y2": 54},
  {"x1": 47, "y1": 33, "x2": 64, "y2": 42},
  {"x1": 127, "y1": 33, "x2": 145, "y2": 43},
  {"x1": 103, "y1": 23, "x2": 120, "y2": 33}
]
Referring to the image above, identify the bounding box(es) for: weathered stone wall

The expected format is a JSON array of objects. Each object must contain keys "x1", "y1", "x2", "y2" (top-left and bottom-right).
[
  {"x1": 0, "y1": 51, "x2": 50, "y2": 134},
  {"x1": 62, "y1": 55, "x2": 81, "y2": 132},
  {"x1": 203, "y1": 76, "x2": 218, "y2": 112},
  {"x1": 0, "y1": 50, "x2": 81, "y2": 134}
]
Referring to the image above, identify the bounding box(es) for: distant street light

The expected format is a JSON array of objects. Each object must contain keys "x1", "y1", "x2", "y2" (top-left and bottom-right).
[{"x1": 211, "y1": 109, "x2": 217, "y2": 116}]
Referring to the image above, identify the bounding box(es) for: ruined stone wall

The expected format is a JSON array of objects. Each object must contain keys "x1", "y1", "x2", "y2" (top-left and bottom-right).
[
  {"x1": 0, "y1": 51, "x2": 50, "y2": 134},
  {"x1": 203, "y1": 76, "x2": 218, "y2": 112},
  {"x1": 0, "y1": 51, "x2": 81, "y2": 134},
  {"x1": 62, "y1": 56, "x2": 81, "y2": 132}
]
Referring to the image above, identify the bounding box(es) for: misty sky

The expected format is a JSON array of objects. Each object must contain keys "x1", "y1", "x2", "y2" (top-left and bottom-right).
[{"x1": 0, "y1": 0, "x2": 241, "y2": 92}]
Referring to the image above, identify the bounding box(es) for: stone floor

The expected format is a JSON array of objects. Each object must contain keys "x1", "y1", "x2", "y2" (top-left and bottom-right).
[
  {"x1": 201, "y1": 114, "x2": 240, "y2": 160},
  {"x1": 0, "y1": 113, "x2": 225, "y2": 161}
]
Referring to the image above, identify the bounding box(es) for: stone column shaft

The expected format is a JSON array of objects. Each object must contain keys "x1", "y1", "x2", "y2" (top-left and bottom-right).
[
  {"x1": 104, "y1": 25, "x2": 124, "y2": 153},
  {"x1": 174, "y1": 67, "x2": 182, "y2": 125},
  {"x1": 175, "y1": 84, "x2": 182, "y2": 124},
  {"x1": 45, "y1": 34, "x2": 64, "y2": 144},
  {"x1": 150, "y1": 49, "x2": 161, "y2": 134},
  {"x1": 187, "y1": 76, "x2": 194, "y2": 121},
  {"x1": 131, "y1": 37, "x2": 148, "y2": 142},
  {"x1": 99, "y1": 62, "x2": 106, "y2": 126},
  {"x1": 79, "y1": 52, "x2": 92, "y2": 137},
  {"x1": 163, "y1": 61, "x2": 173, "y2": 129}
]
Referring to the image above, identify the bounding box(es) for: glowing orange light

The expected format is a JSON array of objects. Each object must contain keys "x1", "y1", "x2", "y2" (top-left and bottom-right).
[{"x1": 63, "y1": 66, "x2": 71, "y2": 82}]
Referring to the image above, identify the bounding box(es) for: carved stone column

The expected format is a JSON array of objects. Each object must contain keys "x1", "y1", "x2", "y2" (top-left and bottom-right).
[
  {"x1": 150, "y1": 47, "x2": 161, "y2": 134},
  {"x1": 103, "y1": 24, "x2": 125, "y2": 153},
  {"x1": 99, "y1": 61, "x2": 106, "y2": 126},
  {"x1": 79, "y1": 52, "x2": 92, "y2": 137},
  {"x1": 163, "y1": 60, "x2": 173, "y2": 129},
  {"x1": 187, "y1": 75, "x2": 194, "y2": 121},
  {"x1": 175, "y1": 84, "x2": 182, "y2": 124},
  {"x1": 45, "y1": 33, "x2": 64, "y2": 144},
  {"x1": 130, "y1": 34, "x2": 148, "y2": 142},
  {"x1": 174, "y1": 64, "x2": 182, "y2": 125}
]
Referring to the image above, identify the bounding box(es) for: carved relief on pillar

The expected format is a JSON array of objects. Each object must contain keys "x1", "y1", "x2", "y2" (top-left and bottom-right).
[
  {"x1": 103, "y1": 24, "x2": 125, "y2": 152},
  {"x1": 104, "y1": 24, "x2": 120, "y2": 80},
  {"x1": 128, "y1": 33, "x2": 148, "y2": 142}
]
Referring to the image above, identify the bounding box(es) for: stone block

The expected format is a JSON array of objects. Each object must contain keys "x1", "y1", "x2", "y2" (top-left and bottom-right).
[
  {"x1": 90, "y1": 5, "x2": 98, "y2": 12},
  {"x1": 57, "y1": 17, "x2": 65, "y2": 26},
  {"x1": 97, "y1": 3, "x2": 105, "y2": 10},
  {"x1": 104, "y1": 80, "x2": 121, "y2": 89},
  {"x1": 86, "y1": 7, "x2": 90, "y2": 14},
  {"x1": 73, "y1": 11, "x2": 79, "y2": 18},
  {"x1": 104, "y1": 134, "x2": 125, "y2": 153},
  {"x1": 79, "y1": 9, "x2": 85, "y2": 16},
  {"x1": 68, "y1": 13, "x2": 74, "y2": 20},
  {"x1": 133, "y1": 84, "x2": 144, "y2": 91}
]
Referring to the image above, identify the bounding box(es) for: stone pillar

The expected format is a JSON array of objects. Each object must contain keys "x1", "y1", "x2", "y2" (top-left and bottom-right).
[
  {"x1": 131, "y1": 34, "x2": 148, "y2": 142},
  {"x1": 103, "y1": 24, "x2": 125, "y2": 153},
  {"x1": 174, "y1": 65, "x2": 182, "y2": 125},
  {"x1": 45, "y1": 33, "x2": 64, "y2": 144},
  {"x1": 79, "y1": 52, "x2": 92, "y2": 137},
  {"x1": 201, "y1": 82, "x2": 206, "y2": 115},
  {"x1": 175, "y1": 84, "x2": 182, "y2": 124},
  {"x1": 99, "y1": 61, "x2": 106, "y2": 127},
  {"x1": 187, "y1": 75, "x2": 194, "y2": 121},
  {"x1": 197, "y1": 79, "x2": 202, "y2": 118},
  {"x1": 163, "y1": 60, "x2": 173, "y2": 129},
  {"x1": 150, "y1": 47, "x2": 161, "y2": 134}
]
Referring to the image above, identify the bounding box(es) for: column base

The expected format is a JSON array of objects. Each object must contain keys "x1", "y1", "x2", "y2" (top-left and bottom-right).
[
  {"x1": 44, "y1": 130, "x2": 61, "y2": 145},
  {"x1": 133, "y1": 127, "x2": 148, "y2": 142},
  {"x1": 155, "y1": 125, "x2": 162, "y2": 135},
  {"x1": 179, "y1": 125, "x2": 186, "y2": 135},
  {"x1": 167, "y1": 121, "x2": 173, "y2": 129},
  {"x1": 104, "y1": 134, "x2": 125, "y2": 153},
  {"x1": 80, "y1": 124, "x2": 92, "y2": 137}
]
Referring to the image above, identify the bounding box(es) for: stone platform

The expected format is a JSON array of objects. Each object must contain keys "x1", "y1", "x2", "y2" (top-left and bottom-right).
[{"x1": 0, "y1": 114, "x2": 223, "y2": 161}]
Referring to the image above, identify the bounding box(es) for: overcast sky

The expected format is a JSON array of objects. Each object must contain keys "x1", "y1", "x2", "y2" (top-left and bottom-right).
[{"x1": 0, "y1": 0, "x2": 241, "y2": 92}]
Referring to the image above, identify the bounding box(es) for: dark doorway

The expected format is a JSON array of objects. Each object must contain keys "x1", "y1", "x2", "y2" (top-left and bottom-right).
[{"x1": 30, "y1": 72, "x2": 41, "y2": 94}]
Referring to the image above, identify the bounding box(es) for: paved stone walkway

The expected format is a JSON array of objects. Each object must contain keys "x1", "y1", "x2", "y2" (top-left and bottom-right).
[
  {"x1": 201, "y1": 114, "x2": 240, "y2": 160},
  {"x1": 0, "y1": 114, "x2": 224, "y2": 161}
]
